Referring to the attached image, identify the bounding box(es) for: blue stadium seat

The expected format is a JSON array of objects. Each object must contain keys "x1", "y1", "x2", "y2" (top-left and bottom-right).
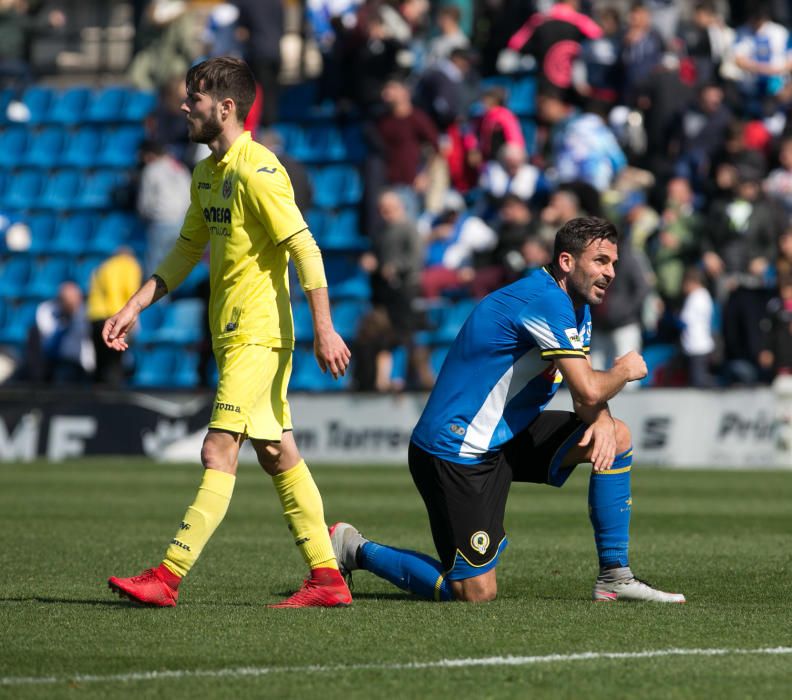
[
  {"x1": 431, "y1": 299, "x2": 477, "y2": 344},
  {"x1": 149, "y1": 299, "x2": 205, "y2": 344},
  {"x1": 124, "y1": 90, "x2": 157, "y2": 121},
  {"x1": 305, "y1": 208, "x2": 328, "y2": 240},
  {"x1": 0, "y1": 87, "x2": 14, "y2": 124},
  {"x1": 131, "y1": 346, "x2": 178, "y2": 387},
  {"x1": 60, "y1": 126, "x2": 102, "y2": 168},
  {"x1": 134, "y1": 303, "x2": 166, "y2": 344},
  {"x1": 26, "y1": 256, "x2": 71, "y2": 298},
  {"x1": 323, "y1": 255, "x2": 370, "y2": 299},
  {"x1": 292, "y1": 300, "x2": 314, "y2": 342},
  {"x1": 322, "y1": 208, "x2": 369, "y2": 251},
  {"x1": 71, "y1": 255, "x2": 103, "y2": 293},
  {"x1": 2, "y1": 169, "x2": 43, "y2": 210},
  {"x1": 304, "y1": 125, "x2": 347, "y2": 161},
  {"x1": 342, "y1": 124, "x2": 366, "y2": 161},
  {"x1": 273, "y1": 123, "x2": 306, "y2": 158},
  {"x1": 508, "y1": 75, "x2": 537, "y2": 116},
  {"x1": 331, "y1": 299, "x2": 369, "y2": 340},
  {"x1": 290, "y1": 345, "x2": 350, "y2": 392},
  {"x1": 47, "y1": 87, "x2": 91, "y2": 125},
  {"x1": 171, "y1": 260, "x2": 209, "y2": 298},
  {"x1": 97, "y1": 125, "x2": 145, "y2": 167},
  {"x1": 22, "y1": 126, "x2": 66, "y2": 167},
  {"x1": 640, "y1": 343, "x2": 679, "y2": 387},
  {"x1": 430, "y1": 344, "x2": 451, "y2": 376},
  {"x1": 37, "y1": 168, "x2": 82, "y2": 210},
  {"x1": 278, "y1": 82, "x2": 319, "y2": 122},
  {"x1": 74, "y1": 169, "x2": 123, "y2": 209},
  {"x1": 172, "y1": 350, "x2": 199, "y2": 387},
  {"x1": 21, "y1": 86, "x2": 55, "y2": 125},
  {"x1": 0, "y1": 255, "x2": 32, "y2": 298},
  {"x1": 0, "y1": 299, "x2": 37, "y2": 346},
  {"x1": 50, "y1": 213, "x2": 98, "y2": 254},
  {"x1": 21, "y1": 213, "x2": 56, "y2": 253},
  {"x1": 0, "y1": 126, "x2": 29, "y2": 168},
  {"x1": 89, "y1": 211, "x2": 137, "y2": 254},
  {"x1": 85, "y1": 86, "x2": 130, "y2": 123},
  {"x1": 311, "y1": 165, "x2": 363, "y2": 208}
]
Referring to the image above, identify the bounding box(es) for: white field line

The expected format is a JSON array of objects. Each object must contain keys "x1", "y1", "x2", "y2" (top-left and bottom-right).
[{"x1": 2, "y1": 646, "x2": 791, "y2": 687}]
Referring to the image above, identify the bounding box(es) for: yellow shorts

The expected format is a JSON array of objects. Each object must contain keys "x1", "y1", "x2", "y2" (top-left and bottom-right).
[{"x1": 209, "y1": 344, "x2": 293, "y2": 441}]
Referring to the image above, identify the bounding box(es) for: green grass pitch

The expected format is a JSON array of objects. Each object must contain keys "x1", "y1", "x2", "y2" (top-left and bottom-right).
[{"x1": 1, "y1": 460, "x2": 790, "y2": 699}]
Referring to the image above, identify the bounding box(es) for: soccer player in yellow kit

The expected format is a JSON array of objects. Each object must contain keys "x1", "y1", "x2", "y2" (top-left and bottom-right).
[{"x1": 104, "y1": 57, "x2": 352, "y2": 608}]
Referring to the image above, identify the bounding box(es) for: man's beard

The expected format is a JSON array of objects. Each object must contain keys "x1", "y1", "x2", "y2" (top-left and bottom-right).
[{"x1": 190, "y1": 113, "x2": 223, "y2": 144}]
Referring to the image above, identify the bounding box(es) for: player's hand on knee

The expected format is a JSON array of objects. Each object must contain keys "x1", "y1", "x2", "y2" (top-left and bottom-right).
[
  {"x1": 579, "y1": 417, "x2": 617, "y2": 471},
  {"x1": 613, "y1": 351, "x2": 647, "y2": 382}
]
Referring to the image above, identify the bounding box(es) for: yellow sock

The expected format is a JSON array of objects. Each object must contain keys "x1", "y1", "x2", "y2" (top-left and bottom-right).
[
  {"x1": 162, "y1": 468, "x2": 236, "y2": 578},
  {"x1": 272, "y1": 460, "x2": 338, "y2": 570}
]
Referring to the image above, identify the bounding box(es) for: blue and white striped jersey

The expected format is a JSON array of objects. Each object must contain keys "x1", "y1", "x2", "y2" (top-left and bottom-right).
[{"x1": 411, "y1": 267, "x2": 591, "y2": 464}]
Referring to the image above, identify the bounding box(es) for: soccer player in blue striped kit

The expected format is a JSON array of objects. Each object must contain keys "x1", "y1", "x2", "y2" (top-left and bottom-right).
[{"x1": 332, "y1": 217, "x2": 685, "y2": 603}]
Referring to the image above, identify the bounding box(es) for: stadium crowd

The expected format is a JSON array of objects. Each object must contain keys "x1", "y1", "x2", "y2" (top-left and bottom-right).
[{"x1": 4, "y1": 0, "x2": 792, "y2": 391}]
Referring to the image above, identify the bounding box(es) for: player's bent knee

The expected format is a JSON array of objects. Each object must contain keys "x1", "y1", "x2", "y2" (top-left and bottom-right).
[
  {"x1": 253, "y1": 440, "x2": 284, "y2": 475},
  {"x1": 613, "y1": 419, "x2": 632, "y2": 453},
  {"x1": 452, "y1": 574, "x2": 498, "y2": 602},
  {"x1": 200, "y1": 434, "x2": 239, "y2": 473}
]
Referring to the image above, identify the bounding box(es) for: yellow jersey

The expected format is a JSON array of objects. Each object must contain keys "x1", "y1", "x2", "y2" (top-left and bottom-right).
[
  {"x1": 155, "y1": 131, "x2": 307, "y2": 349},
  {"x1": 87, "y1": 251, "x2": 143, "y2": 321}
]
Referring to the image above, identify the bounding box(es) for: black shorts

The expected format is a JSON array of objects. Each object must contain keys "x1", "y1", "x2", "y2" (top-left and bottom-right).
[{"x1": 409, "y1": 410, "x2": 586, "y2": 581}]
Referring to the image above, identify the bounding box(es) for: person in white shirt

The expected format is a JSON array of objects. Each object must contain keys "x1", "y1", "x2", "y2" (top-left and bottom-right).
[{"x1": 680, "y1": 267, "x2": 716, "y2": 387}]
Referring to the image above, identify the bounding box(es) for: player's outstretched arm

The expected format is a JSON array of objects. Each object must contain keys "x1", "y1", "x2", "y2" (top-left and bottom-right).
[
  {"x1": 102, "y1": 275, "x2": 169, "y2": 352},
  {"x1": 556, "y1": 351, "x2": 647, "y2": 406}
]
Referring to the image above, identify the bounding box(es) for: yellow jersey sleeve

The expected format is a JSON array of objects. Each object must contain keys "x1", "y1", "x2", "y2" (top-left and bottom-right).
[
  {"x1": 154, "y1": 177, "x2": 210, "y2": 292},
  {"x1": 242, "y1": 164, "x2": 307, "y2": 245}
]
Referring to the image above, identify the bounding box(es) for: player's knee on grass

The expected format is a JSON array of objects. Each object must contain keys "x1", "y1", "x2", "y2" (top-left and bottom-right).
[
  {"x1": 200, "y1": 431, "x2": 241, "y2": 474},
  {"x1": 451, "y1": 572, "x2": 498, "y2": 603},
  {"x1": 613, "y1": 419, "x2": 631, "y2": 455}
]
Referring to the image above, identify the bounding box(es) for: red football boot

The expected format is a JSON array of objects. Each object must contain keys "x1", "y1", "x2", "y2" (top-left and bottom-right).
[
  {"x1": 108, "y1": 564, "x2": 180, "y2": 607},
  {"x1": 268, "y1": 567, "x2": 352, "y2": 608}
]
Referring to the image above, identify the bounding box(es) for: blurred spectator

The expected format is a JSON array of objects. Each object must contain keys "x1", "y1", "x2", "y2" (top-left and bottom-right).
[
  {"x1": 427, "y1": 4, "x2": 470, "y2": 64},
  {"x1": 620, "y1": 2, "x2": 665, "y2": 105},
  {"x1": 128, "y1": 1, "x2": 203, "y2": 91},
  {"x1": 362, "y1": 190, "x2": 424, "y2": 336},
  {"x1": 259, "y1": 129, "x2": 313, "y2": 214},
  {"x1": 679, "y1": 266, "x2": 717, "y2": 387},
  {"x1": 470, "y1": 193, "x2": 547, "y2": 296},
  {"x1": 676, "y1": 1, "x2": 726, "y2": 87},
  {"x1": 477, "y1": 142, "x2": 542, "y2": 214},
  {"x1": 590, "y1": 233, "x2": 650, "y2": 379},
  {"x1": 730, "y1": 3, "x2": 790, "y2": 117},
  {"x1": 537, "y1": 183, "x2": 589, "y2": 243},
  {"x1": 414, "y1": 47, "x2": 475, "y2": 131},
  {"x1": 573, "y1": 5, "x2": 623, "y2": 108},
  {"x1": 759, "y1": 275, "x2": 792, "y2": 377},
  {"x1": 421, "y1": 190, "x2": 496, "y2": 298},
  {"x1": 649, "y1": 177, "x2": 705, "y2": 306},
  {"x1": 443, "y1": 117, "x2": 479, "y2": 194},
  {"x1": 673, "y1": 83, "x2": 732, "y2": 191},
  {"x1": 22, "y1": 281, "x2": 94, "y2": 384},
  {"x1": 704, "y1": 161, "x2": 783, "y2": 292},
  {"x1": 352, "y1": 307, "x2": 399, "y2": 392},
  {"x1": 137, "y1": 139, "x2": 192, "y2": 276},
  {"x1": 87, "y1": 248, "x2": 143, "y2": 387},
  {"x1": 499, "y1": 0, "x2": 602, "y2": 93},
  {"x1": 537, "y1": 85, "x2": 626, "y2": 191},
  {"x1": 146, "y1": 75, "x2": 192, "y2": 165},
  {"x1": 472, "y1": 85, "x2": 525, "y2": 163},
  {"x1": 763, "y1": 134, "x2": 792, "y2": 216},
  {"x1": 233, "y1": 0, "x2": 283, "y2": 126},
  {"x1": 202, "y1": 3, "x2": 243, "y2": 58},
  {"x1": 368, "y1": 78, "x2": 439, "y2": 220}
]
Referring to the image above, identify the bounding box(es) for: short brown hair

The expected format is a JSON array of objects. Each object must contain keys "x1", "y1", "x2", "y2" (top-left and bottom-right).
[
  {"x1": 186, "y1": 57, "x2": 256, "y2": 124},
  {"x1": 553, "y1": 217, "x2": 619, "y2": 265}
]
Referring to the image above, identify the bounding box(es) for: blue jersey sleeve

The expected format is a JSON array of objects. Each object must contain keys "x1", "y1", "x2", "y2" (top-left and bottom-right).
[
  {"x1": 519, "y1": 286, "x2": 588, "y2": 360},
  {"x1": 580, "y1": 305, "x2": 592, "y2": 355}
]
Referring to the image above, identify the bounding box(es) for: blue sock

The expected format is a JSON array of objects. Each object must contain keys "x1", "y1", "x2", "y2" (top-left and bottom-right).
[
  {"x1": 358, "y1": 541, "x2": 453, "y2": 601},
  {"x1": 588, "y1": 447, "x2": 632, "y2": 569}
]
